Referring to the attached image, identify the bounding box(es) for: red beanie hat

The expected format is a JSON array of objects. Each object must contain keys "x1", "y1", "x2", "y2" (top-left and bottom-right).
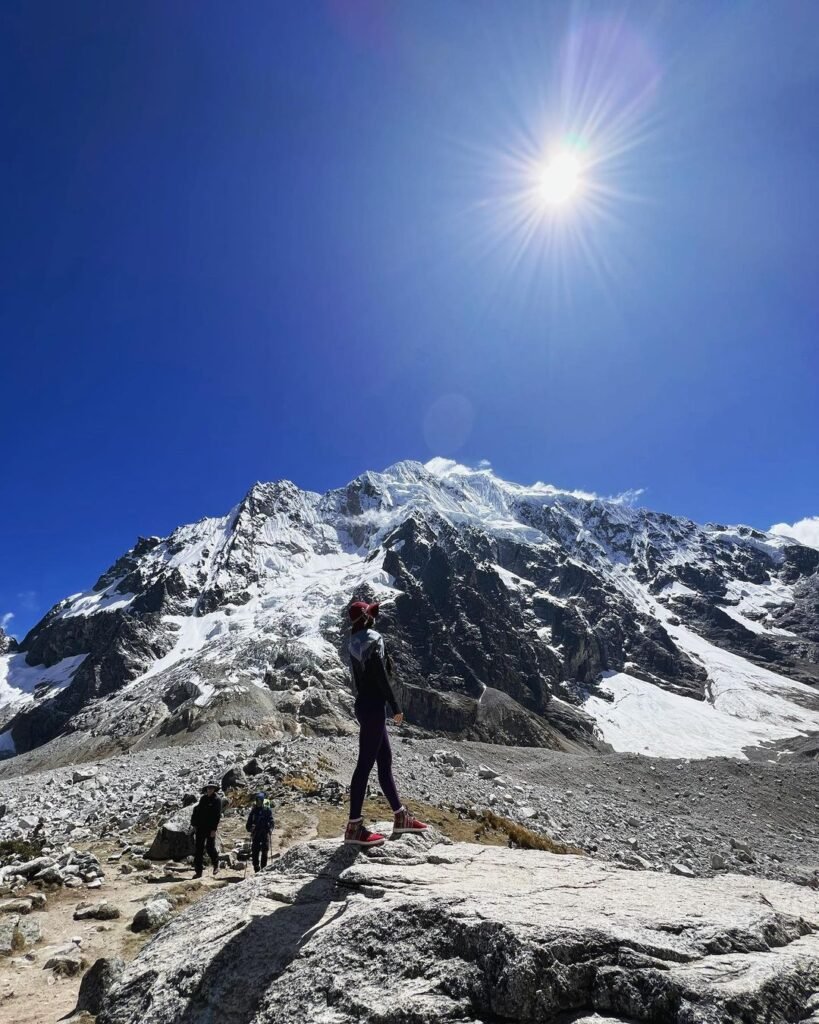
[{"x1": 349, "y1": 601, "x2": 379, "y2": 626}]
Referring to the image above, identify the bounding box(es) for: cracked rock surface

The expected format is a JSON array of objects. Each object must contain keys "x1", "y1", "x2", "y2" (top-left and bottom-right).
[{"x1": 98, "y1": 830, "x2": 819, "y2": 1024}]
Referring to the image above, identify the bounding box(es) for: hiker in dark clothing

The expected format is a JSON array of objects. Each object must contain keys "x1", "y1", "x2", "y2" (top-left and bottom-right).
[
  {"x1": 191, "y1": 782, "x2": 222, "y2": 877},
  {"x1": 246, "y1": 792, "x2": 275, "y2": 872},
  {"x1": 344, "y1": 600, "x2": 428, "y2": 848}
]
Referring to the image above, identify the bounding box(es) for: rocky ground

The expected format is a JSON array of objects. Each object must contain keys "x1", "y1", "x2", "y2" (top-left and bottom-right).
[
  {"x1": 96, "y1": 830, "x2": 819, "y2": 1024},
  {"x1": 0, "y1": 732, "x2": 818, "y2": 1022}
]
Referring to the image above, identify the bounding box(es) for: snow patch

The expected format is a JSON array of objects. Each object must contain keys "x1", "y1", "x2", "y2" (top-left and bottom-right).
[
  {"x1": 0, "y1": 652, "x2": 88, "y2": 708},
  {"x1": 584, "y1": 671, "x2": 817, "y2": 760}
]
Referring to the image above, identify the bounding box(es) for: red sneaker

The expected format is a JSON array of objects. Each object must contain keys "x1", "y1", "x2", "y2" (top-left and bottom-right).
[
  {"x1": 344, "y1": 821, "x2": 386, "y2": 847},
  {"x1": 392, "y1": 808, "x2": 429, "y2": 835}
]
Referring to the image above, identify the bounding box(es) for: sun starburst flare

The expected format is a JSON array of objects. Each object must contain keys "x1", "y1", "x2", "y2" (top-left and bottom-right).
[{"x1": 453, "y1": 15, "x2": 663, "y2": 303}]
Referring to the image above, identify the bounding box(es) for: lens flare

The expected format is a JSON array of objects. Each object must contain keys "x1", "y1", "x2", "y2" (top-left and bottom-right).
[
  {"x1": 449, "y1": 14, "x2": 662, "y2": 307},
  {"x1": 536, "y1": 151, "x2": 583, "y2": 206}
]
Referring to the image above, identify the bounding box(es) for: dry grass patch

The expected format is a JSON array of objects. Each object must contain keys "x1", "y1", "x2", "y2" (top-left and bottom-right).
[
  {"x1": 281, "y1": 773, "x2": 321, "y2": 796},
  {"x1": 311, "y1": 797, "x2": 580, "y2": 854},
  {"x1": 468, "y1": 809, "x2": 582, "y2": 854}
]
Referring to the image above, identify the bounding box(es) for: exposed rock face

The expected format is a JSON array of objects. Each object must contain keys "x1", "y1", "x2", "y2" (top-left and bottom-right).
[
  {"x1": 75, "y1": 956, "x2": 125, "y2": 1016},
  {"x1": 2, "y1": 460, "x2": 818, "y2": 759},
  {"x1": 0, "y1": 627, "x2": 16, "y2": 656},
  {"x1": 98, "y1": 832, "x2": 819, "y2": 1024}
]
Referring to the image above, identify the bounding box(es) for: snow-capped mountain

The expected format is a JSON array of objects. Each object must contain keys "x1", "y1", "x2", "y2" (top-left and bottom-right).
[{"x1": 2, "y1": 459, "x2": 818, "y2": 764}]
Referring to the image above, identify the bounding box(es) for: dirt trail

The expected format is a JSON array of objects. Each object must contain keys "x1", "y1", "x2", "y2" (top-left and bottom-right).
[{"x1": 0, "y1": 809, "x2": 318, "y2": 1024}]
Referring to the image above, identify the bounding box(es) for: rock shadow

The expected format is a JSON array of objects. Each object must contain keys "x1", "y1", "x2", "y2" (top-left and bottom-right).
[{"x1": 175, "y1": 844, "x2": 364, "y2": 1024}]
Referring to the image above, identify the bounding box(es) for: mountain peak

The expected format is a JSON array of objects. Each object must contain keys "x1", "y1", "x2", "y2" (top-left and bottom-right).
[{"x1": 2, "y1": 459, "x2": 818, "y2": 763}]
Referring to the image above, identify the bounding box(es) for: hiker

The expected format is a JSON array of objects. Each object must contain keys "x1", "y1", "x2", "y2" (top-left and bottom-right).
[
  {"x1": 344, "y1": 600, "x2": 428, "y2": 847},
  {"x1": 246, "y1": 791, "x2": 275, "y2": 872},
  {"x1": 191, "y1": 781, "x2": 222, "y2": 878}
]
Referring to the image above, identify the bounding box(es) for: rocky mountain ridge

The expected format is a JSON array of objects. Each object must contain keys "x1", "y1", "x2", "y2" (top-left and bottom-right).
[{"x1": 2, "y1": 459, "x2": 818, "y2": 762}]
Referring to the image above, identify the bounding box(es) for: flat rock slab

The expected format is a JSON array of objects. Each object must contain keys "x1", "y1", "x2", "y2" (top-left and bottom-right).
[{"x1": 98, "y1": 831, "x2": 819, "y2": 1024}]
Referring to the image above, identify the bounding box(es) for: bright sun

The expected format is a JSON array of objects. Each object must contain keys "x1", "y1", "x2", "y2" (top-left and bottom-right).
[{"x1": 536, "y1": 151, "x2": 583, "y2": 206}]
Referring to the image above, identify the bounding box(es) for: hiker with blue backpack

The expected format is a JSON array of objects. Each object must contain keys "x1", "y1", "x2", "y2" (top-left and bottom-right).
[{"x1": 246, "y1": 791, "x2": 274, "y2": 872}]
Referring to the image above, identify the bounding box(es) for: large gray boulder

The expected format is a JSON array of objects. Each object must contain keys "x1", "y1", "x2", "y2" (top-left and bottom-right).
[
  {"x1": 146, "y1": 810, "x2": 194, "y2": 861},
  {"x1": 221, "y1": 765, "x2": 247, "y2": 791},
  {"x1": 98, "y1": 832, "x2": 819, "y2": 1024}
]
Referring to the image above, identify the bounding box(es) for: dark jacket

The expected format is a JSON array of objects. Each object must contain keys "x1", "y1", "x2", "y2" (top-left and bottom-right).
[
  {"x1": 190, "y1": 794, "x2": 222, "y2": 832},
  {"x1": 348, "y1": 628, "x2": 400, "y2": 714},
  {"x1": 246, "y1": 804, "x2": 274, "y2": 837}
]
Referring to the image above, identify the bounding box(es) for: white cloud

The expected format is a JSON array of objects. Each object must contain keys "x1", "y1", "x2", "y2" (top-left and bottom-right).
[
  {"x1": 16, "y1": 591, "x2": 38, "y2": 612},
  {"x1": 610, "y1": 488, "x2": 646, "y2": 507},
  {"x1": 770, "y1": 516, "x2": 819, "y2": 550},
  {"x1": 0, "y1": 612, "x2": 14, "y2": 635},
  {"x1": 424, "y1": 457, "x2": 642, "y2": 505}
]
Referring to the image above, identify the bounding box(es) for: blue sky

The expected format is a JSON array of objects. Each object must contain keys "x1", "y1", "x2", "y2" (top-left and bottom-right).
[{"x1": 2, "y1": 1, "x2": 818, "y2": 638}]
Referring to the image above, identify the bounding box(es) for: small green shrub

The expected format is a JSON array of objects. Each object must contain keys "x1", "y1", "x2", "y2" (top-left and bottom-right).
[{"x1": 0, "y1": 837, "x2": 45, "y2": 865}]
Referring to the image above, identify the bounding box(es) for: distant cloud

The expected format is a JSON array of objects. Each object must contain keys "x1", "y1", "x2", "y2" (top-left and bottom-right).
[
  {"x1": 16, "y1": 590, "x2": 38, "y2": 612},
  {"x1": 611, "y1": 488, "x2": 646, "y2": 507},
  {"x1": 0, "y1": 612, "x2": 14, "y2": 637},
  {"x1": 424, "y1": 457, "x2": 643, "y2": 505},
  {"x1": 770, "y1": 516, "x2": 819, "y2": 550}
]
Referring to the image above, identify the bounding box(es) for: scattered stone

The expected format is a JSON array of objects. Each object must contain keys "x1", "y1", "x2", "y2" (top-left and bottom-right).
[
  {"x1": 131, "y1": 898, "x2": 173, "y2": 933},
  {"x1": 478, "y1": 766, "x2": 500, "y2": 780},
  {"x1": 0, "y1": 898, "x2": 32, "y2": 915},
  {"x1": 74, "y1": 902, "x2": 120, "y2": 921},
  {"x1": 430, "y1": 750, "x2": 467, "y2": 769},
  {"x1": 33, "y1": 865, "x2": 63, "y2": 885},
  {"x1": 670, "y1": 862, "x2": 696, "y2": 878},
  {"x1": 45, "y1": 953, "x2": 85, "y2": 976},
  {"x1": 710, "y1": 853, "x2": 727, "y2": 870},
  {"x1": 243, "y1": 758, "x2": 263, "y2": 776},
  {"x1": 621, "y1": 852, "x2": 652, "y2": 870},
  {"x1": 72, "y1": 767, "x2": 99, "y2": 784},
  {"x1": 1, "y1": 856, "x2": 55, "y2": 880}
]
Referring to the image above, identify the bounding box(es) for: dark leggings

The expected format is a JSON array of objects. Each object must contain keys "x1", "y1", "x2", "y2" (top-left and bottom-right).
[
  {"x1": 349, "y1": 701, "x2": 401, "y2": 820},
  {"x1": 194, "y1": 830, "x2": 218, "y2": 872},
  {"x1": 251, "y1": 833, "x2": 270, "y2": 872}
]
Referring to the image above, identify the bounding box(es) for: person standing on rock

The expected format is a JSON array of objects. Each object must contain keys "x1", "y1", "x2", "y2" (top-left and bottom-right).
[
  {"x1": 191, "y1": 782, "x2": 222, "y2": 878},
  {"x1": 344, "y1": 600, "x2": 428, "y2": 847},
  {"x1": 246, "y1": 792, "x2": 274, "y2": 872}
]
